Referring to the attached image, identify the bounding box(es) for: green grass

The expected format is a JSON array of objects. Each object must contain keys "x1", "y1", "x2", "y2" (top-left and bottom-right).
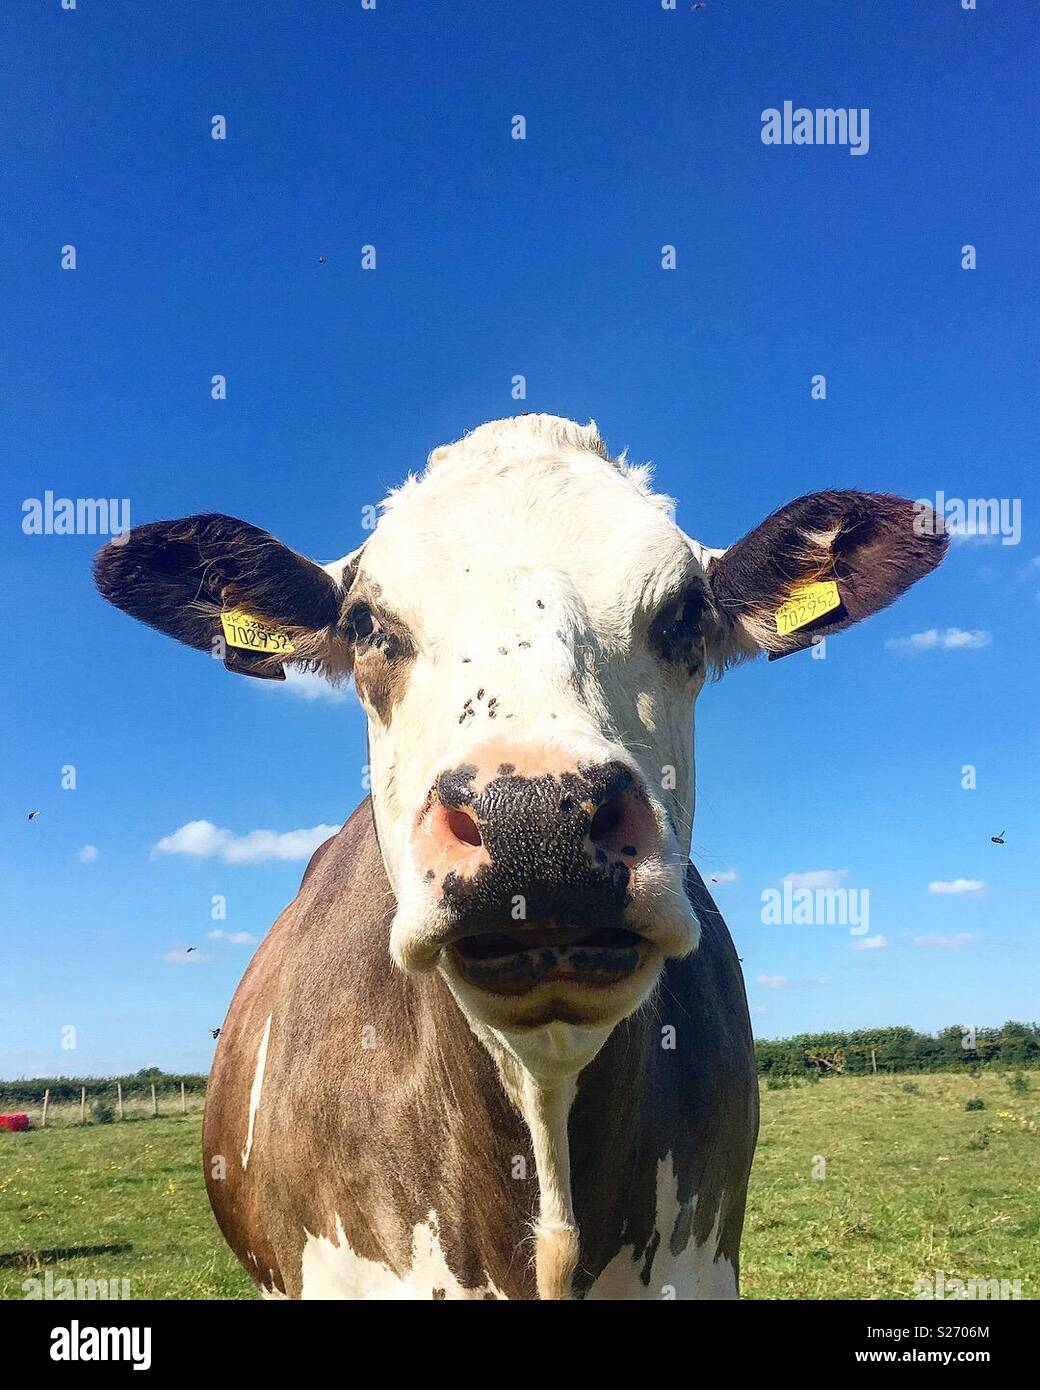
[
  {"x1": 1, "y1": 1071, "x2": 1036, "y2": 1299},
  {"x1": 0, "y1": 1112, "x2": 252, "y2": 1299},
  {"x1": 743, "y1": 1070, "x2": 1039, "y2": 1298}
]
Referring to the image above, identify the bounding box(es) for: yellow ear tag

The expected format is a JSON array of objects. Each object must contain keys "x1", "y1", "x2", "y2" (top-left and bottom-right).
[
  {"x1": 220, "y1": 608, "x2": 295, "y2": 656},
  {"x1": 775, "y1": 580, "x2": 841, "y2": 637}
]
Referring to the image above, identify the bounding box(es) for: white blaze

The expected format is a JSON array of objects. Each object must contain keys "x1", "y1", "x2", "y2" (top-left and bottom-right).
[{"x1": 241, "y1": 1013, "x2": 272, "y2": 1171}]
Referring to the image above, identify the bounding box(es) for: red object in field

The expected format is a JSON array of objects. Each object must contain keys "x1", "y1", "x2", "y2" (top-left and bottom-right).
[{"x1": 0, "y1": 1113, "x2": 30, "y2": 1131}]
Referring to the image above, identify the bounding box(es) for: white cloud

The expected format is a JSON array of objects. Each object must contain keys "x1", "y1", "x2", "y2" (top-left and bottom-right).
[
  {"x1": 263, "y1": 668, "x2": 350, "y2": 703},
  {"x1": 77, "y1": 844, "x2": 98, "y2": 863},
  {"x1": 781, "y1": 869, "x2": 848, "y2": 890},
  {"x1": 153, "y1": 821, "x2": 227, "y2": 858},
  {"x1": 850, "y1": 934, "x2": 887, "y2": 951},
  {"x1": 755, "y1": 973, "x2": 829, "y2": 992},
  {"x1": 750, "y1": 1005, "x2": 769, "y2": 1016},
  {"x1": 164, "y1": 946, "x2": 209, "y2": 966},
  {"x1": 207, "y1": 929, "x2": 259, "y2": 945},
  {"x1": 914, "y1": 933, "x2": 979, "y2": 950},
  {"x1": 152, "y1": 820, "x2": 340, "y2": 864},
  {"x1": 928, "y1": 878, "x2": 984, "y2": 895},
  {"x1": 885, "y1": 627, "x2": 992, "y2": 653},
  {"x1": 709, "y1": 869, "x2": 737, "y2": 886},
  {"x1": 947, "y1": 521, "x2": 998, "y2": 545}
]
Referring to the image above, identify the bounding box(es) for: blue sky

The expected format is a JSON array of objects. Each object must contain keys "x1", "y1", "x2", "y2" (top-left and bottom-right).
[{"x1": 2, "y1": 0, "x2": 1037, "y2": 1077}]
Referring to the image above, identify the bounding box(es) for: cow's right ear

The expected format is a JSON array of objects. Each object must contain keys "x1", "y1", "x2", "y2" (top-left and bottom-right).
[{"x1": 94, "y1": 514, "x2": 355, "y2": 682}]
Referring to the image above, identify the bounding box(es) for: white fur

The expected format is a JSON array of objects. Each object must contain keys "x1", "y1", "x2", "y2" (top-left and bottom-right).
[
  {"x1": 472, "y1": 1023, "x2": 601, "y2": 1299},
  {"x1": 287, "y1": 1161, "x2": 736, "y2": 1300},
  {"x1": 297, "y1": 1212, "x2": 505, "y2": 1301},
  {"x1": 241, "y1": 1013, "x2": 272, "y2": 1171},
  {"x1": 317, "y1": 416, "x2": 735, "y2": 1299},
  {"x1": 345, "y1": 416, "x2": 707, "y2": 996},
  {"x1": 584, "y1": 1154, "x2": 738, "y2": 1300}
]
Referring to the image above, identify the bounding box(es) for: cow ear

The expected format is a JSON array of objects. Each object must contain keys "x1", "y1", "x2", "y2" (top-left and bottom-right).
[
  {"x1": 95, "y1": 514, "x2": 355, "y2": 682},
  {"x1": 706, "y1": 490, "x2": 947, "y2": 660}
]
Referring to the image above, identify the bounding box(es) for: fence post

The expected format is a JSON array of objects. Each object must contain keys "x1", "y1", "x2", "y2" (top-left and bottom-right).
[
  {"x1": 117, "y1": 1082, "x2": 123, "y2": 1120},
  {"x1": 80, "y1": 1086, "x2": 86, "y2": 1124},
  {"x1": 871, "y1": 1047, "x2": 877, "y2": 1074},
  {"x1": 180, "y1": 1082, "x2": 186, "y2": 1114},
  {"x1": 151, "y1": 1083, "x2": 158, "y2": 1117},
  {"x1": 42, "y1": 1089, "x2": 49, "y2": 1129}
]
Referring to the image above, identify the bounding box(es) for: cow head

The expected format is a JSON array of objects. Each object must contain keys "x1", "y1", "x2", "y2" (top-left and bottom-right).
[{"x1": 96, "y1": 416, "x2": 945, "y2": 1066}]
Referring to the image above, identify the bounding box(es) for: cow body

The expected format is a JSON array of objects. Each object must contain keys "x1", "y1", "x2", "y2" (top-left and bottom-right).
[
  {"x1": 204, "y1": 798, "x2": 757, "y2": 1300},
  {"x1": 96, "y1": 414, "x2": 946, "y2": 1299}
]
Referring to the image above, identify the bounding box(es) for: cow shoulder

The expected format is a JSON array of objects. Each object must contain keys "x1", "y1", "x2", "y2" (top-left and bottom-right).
[{"x1": 204, "y1": 800, "x2": 535, "y2": 1299}]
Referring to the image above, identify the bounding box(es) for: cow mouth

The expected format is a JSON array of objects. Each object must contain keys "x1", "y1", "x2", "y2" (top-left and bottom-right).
[{"x1": 449, "y1": 923, "x2": 650, "y2": 995}]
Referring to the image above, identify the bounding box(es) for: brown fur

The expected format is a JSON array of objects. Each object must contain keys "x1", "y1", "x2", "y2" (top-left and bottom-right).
[
  {"x1": 345, "y1": 577, "x2": 417, "y2": 723},
  {"x1": 203, "y1": 800, "x2": 757, "y2": 1298},
  {"x1": 94, "y1": 514, "x2": 356, "y2": 682},
  {"x1": 708, "y1": 490, "x2": 948, "y2": 658}
]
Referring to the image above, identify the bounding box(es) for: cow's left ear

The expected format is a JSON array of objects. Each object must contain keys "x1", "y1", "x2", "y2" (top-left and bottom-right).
[
  {"x1": 95, "y1": 514, "x2": 356, "y2": 681},
  {"x1": 706, "y1": 490, "x2": 947, "y2": 660}
]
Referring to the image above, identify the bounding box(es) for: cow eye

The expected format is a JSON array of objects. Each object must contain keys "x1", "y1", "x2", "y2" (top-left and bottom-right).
[
  {"x1": 345, "y1": 603, "x2": 383, "y2": 644},
  {"x1": 649, "y1": 582, "x2": 709, "y2": 671}
]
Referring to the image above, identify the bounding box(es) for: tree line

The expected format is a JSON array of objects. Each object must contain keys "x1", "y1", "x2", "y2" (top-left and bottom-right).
[
  {"x1": 1, "y1": 1026, "x2": 1037, "y2": 1103},
  {"x1": 754, "y1": 1022, "x2": 1040, "y2": 1077},
  {"x1": 0, "y1": 1067, "x2": 207, "y2": 1106}
]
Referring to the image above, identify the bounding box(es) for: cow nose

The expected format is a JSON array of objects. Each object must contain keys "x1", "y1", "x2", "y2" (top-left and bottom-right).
[{"x1": 416, "y1": 753, "x2": 664, "y2": 929}]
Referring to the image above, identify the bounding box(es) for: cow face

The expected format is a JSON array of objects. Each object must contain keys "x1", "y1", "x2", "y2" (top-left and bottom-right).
[
  {"x1": 96, "y1": 415, "x2": 946, "y2": 1050},
  {"x1": 343, "y1": 420, "x2": 720, "y2": 1037}
]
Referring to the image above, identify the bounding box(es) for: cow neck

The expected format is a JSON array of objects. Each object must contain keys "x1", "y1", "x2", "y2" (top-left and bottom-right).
[{"x1": 468, "y1": 1018, "x2": 615, "y2": 1300}]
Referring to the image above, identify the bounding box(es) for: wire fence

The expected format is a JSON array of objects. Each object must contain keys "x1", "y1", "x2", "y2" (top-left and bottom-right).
[{"x1": 3, "y1": 1083, "x2": 207, "y2": 1129}]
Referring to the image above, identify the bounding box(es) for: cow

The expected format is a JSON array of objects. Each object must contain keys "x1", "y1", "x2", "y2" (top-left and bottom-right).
[{"x1": 95, "y1": 414, "x2": 946, "y2": 1299}]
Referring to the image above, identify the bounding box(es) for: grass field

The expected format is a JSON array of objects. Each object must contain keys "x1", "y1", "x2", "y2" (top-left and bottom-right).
[
  {"x1": 744, "y1": 1070, "x2": 1037, "y2": 1299},
  {"x1": 1, "y1": 1071, "x2": 1036, "y2": 1299},
  {"x1": 0, "y1": 1103, "x2": 250, "y2": 1300}
]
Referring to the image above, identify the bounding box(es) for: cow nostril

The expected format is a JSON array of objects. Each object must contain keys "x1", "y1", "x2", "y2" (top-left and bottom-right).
[
  {"x1": 445, "y1": 808, "x2": 482, "y2": 849},
  {"x1": 589, "y1": 798, "x2": 624, "y2": 844}
]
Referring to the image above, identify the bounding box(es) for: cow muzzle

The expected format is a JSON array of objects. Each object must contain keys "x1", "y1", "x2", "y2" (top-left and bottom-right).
[{"x1": 391, "y1": 743, "x2": 698, "y2": 1021}]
